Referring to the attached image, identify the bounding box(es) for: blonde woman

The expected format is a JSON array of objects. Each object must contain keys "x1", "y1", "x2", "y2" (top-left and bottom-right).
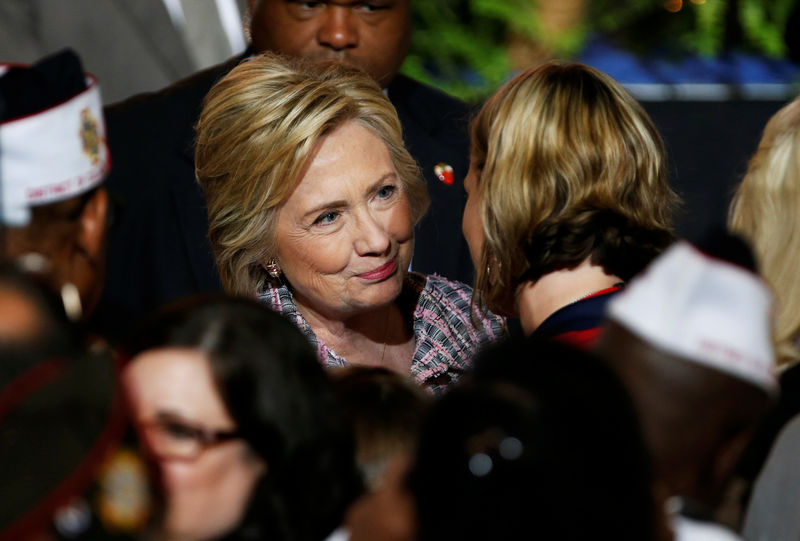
[
  {"x1": 462, "y1": 62, "x2": 679, "y2": 347},
  {"x1": 729, "y1": 97, "x2": 800, "y2": 368},
  {"x1": 195, "y1": 53, "x2": 504, "y2": 394}
]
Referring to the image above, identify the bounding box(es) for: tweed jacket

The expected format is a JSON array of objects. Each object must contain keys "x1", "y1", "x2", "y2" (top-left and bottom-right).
[{"x1": 259, "y1": 273, "x2": 506, "y2": 394}]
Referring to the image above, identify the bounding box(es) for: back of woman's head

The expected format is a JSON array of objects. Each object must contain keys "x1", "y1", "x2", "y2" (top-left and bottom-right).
[
  {"x1": 410, "y1": 338, "x2": 657, "y2": 541},
  {"x1": 470, "y1": 62, "x2": 678, "y2": 311},
  {"x1": 729, "y1": 96, "x2": 800, "y2": 366},
  {"x1": 128, "y1": 296, "x2": 362, "y2": 541}
]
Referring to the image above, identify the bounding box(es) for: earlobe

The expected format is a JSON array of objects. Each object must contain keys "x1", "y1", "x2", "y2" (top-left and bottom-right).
[{"x1": 263, "y1": 258, "x2": 282, "y2": 279}]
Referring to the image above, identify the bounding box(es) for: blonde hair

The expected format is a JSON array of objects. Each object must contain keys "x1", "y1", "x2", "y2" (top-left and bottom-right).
[
  {"x1": 729, "y1": 96, "x2": 800, "y2": 367},
  {"x1": 470, "y1": 62, "x2": 679, "y2": 312},
  {"x1": 195, "y1": 52, "x2": 429, "y2": 295}
]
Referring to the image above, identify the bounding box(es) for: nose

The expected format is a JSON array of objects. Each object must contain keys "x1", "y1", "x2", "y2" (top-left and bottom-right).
[
  {"x1": 353, "y1": 210, "x2": 391, "y2": 257},
  {"x1": 317, "y1": 6, "x2": 358, "y2": 50}
]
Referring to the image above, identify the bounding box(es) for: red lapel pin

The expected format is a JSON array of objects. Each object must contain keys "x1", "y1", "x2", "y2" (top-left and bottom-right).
[{"x1": 434, "y1": 163, "x2": 454, "y2": 185}]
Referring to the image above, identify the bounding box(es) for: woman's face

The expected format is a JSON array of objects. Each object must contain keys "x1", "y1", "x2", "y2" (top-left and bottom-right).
[
  {"x1": 123, "y1": 348, "x2": 265, "y2": 541},
  {"x1": 462, "y1": 160, "x2": 485, "y2": 268},
  {"x1": 275, "y1": 121, "x2": 414, "y2": 320}
]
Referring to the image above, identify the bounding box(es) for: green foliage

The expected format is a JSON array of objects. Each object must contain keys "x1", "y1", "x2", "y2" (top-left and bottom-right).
[
  {"x1": 402, "y1": 0, "x2": 514, "y2": 103},
  {"x1": 739, "y1": 0, "x2": 794, "y2": 56},
  {"x1": 587, "y1": 0, "x2": 795, "y2": 57},
  {"x1": 401, "y1": 0, "x2": 798, "y2": 102},
  {"x1": 689, "y1": 0, "x2": 727, "y2": 55}
]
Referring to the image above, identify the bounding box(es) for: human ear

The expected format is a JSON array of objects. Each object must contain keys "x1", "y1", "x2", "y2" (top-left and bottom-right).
[
  {"x1": 77, "y1": 187, "x2": 109, "y2": 263},
  {"x1": 68, "y1": 187, "x2": 109, "y2": 315}
]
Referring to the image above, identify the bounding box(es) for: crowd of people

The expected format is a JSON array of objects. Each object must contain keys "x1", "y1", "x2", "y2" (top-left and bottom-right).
[{"x1": 1, "y1": 2, "x2": 799, "y2": 541}]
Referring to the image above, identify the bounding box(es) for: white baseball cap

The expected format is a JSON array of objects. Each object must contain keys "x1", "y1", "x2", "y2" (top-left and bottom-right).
[{"x1": 607, "y1": 241, "x2": 777, "y2": 393}]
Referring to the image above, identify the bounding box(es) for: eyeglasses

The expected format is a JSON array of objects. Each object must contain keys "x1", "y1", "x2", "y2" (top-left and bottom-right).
[{"x1": 137, "y1": 413, "x2": 241, "y2": 461}]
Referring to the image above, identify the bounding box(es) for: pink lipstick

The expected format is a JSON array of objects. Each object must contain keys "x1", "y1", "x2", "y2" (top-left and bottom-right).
[{"x1": 357, "y1": 258, "x2": 398, "y2": 281}]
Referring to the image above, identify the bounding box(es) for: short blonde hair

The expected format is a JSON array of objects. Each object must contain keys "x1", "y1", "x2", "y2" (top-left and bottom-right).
[
  {"x1": 471, "y1": 62, "x2": 678, "y2": 312},
  {"x1": 195, "y1": 53, "x2": 429, "y2": 295},
  {"x1": 729, "y1": 96, "x2": 800, "y2": 367}
]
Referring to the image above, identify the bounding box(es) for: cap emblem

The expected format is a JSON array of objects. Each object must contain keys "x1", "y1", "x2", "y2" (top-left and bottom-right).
[{"x1": 80, "y1": 107, "x2": 101, "y2": 165}]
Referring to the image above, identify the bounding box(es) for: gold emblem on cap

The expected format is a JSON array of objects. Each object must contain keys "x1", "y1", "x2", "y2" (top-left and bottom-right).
[
  {"x1": 80, "y1": 108, "x2": 101, "y2": 165},
  {"x1": 96, "y1": 448, "x2": 152, "y2": 531}
]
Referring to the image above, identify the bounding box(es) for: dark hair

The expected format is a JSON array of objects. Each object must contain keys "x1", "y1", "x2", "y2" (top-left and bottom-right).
[
  {"x1": 331, "y1": 367, "x2": 429, "y2": 489},
  {"x1": 127, "y1": 295, "x2": 363, "y2": 541},
  {"x1": 409, "y1": 337, "x2": 657, "y2": 541},
  {"x1": 521, "y1": 206, "x2": 675, "y2": 283}
]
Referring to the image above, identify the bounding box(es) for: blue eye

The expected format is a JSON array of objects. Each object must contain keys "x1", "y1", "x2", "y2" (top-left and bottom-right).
[
  {"x1": 314, "y1": 211, "x2": 339, "y2": 225},
  {"x1": 376, "y1": 185, "x2": 396, "y2": 199}
]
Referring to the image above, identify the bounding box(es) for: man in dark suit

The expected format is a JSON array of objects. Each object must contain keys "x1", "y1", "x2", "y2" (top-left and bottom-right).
[{"x1": 95, "y1": 0, "x2": 473, "y2": 336}]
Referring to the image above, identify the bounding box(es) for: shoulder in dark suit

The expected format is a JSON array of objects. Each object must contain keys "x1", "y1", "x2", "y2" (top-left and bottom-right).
[
  {"x1": 94, "y1": 59, "x2": 473, "y2": 338},
  {"x1": 388, "y1": 74, "x2": 474, "y2": 285}
]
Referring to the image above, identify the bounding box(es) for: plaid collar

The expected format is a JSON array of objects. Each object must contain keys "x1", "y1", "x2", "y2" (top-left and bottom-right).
[{"x1": 258, "y1": 273, "x2": 506, "y2": 394}]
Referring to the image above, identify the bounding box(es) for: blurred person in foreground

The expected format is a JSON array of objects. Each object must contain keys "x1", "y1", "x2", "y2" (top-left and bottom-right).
[
  {"x1": 0, "y1": 48, "x2": 110, "y2": 322},
  {"x1": 595, "y1": 238, "x2": 776, "y2": 541},
  {"x1": 194, "y1": 53, "x2": 504, "y2": 394},
  {"x1": 123, "y1": 296, "x2": 362, "y2": 541},
  {"x1": 330, "y1": 366, "x2": 429, "y2": 491},
  {"x1": 0, "y1": 264, "x2": 154, "y2": 541},
  {"x1": 346, "y1": 338, "x2": 660, "y2": 541},
  {"x1": 96, "y1": 0, "x2": 474, "y2": 337},
  {"x1": 462, "y1": 61, "x2": 678, "y2": 347},
  {"x1": 0, "y1": 48, "x2": 155, "y2": 541}
]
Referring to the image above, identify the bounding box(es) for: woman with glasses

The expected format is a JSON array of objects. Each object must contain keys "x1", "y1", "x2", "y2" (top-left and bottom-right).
[{"x1": 122, "y1": 295, "x2": 362, "y2": 541}]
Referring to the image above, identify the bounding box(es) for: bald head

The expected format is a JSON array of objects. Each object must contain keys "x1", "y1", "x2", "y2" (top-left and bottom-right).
[{"x1": 596, "y1": 321, "x2": 772, "y2": 504}]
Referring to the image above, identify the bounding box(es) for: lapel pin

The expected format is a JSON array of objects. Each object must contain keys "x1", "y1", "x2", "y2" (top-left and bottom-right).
[{"x1": 434, "y1": 163, "x2": 454, "y2": 185}]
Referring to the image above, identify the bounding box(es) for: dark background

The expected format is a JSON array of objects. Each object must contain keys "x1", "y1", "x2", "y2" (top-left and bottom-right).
[{"x1": 643, "y1": 99, "x2": 786, "y2": 241}]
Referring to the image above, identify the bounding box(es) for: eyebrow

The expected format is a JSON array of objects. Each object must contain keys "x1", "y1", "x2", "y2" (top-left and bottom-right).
[
  {"x1": 301, "y1": 172, "x2": 398, "y2": 221},
  {"x1": 156, "y1": 409, "x2": 195, "y2": 424}
]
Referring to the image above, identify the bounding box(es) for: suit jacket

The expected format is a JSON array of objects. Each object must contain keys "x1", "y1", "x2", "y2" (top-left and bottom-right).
[
  {"x1": 0, "y1": 0, "x2": 248, "y2": 104},
  {"x1": 0, "y1": 0, "x2": 197, "y2": 103},
  {"x1": 94, "y1": 56, "x2": 473, "y2": 337}
]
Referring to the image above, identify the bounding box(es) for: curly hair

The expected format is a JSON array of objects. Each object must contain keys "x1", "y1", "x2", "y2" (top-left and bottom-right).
[
  {"x1": 195, "y1": 52, "x2": 429, "y2": 295},
  {"x1": 729, "y1": 96, "x2": 800, "y2": 367},
  {"x1": 469, "y1": 62, "x2": 679, "y2": 312}
]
